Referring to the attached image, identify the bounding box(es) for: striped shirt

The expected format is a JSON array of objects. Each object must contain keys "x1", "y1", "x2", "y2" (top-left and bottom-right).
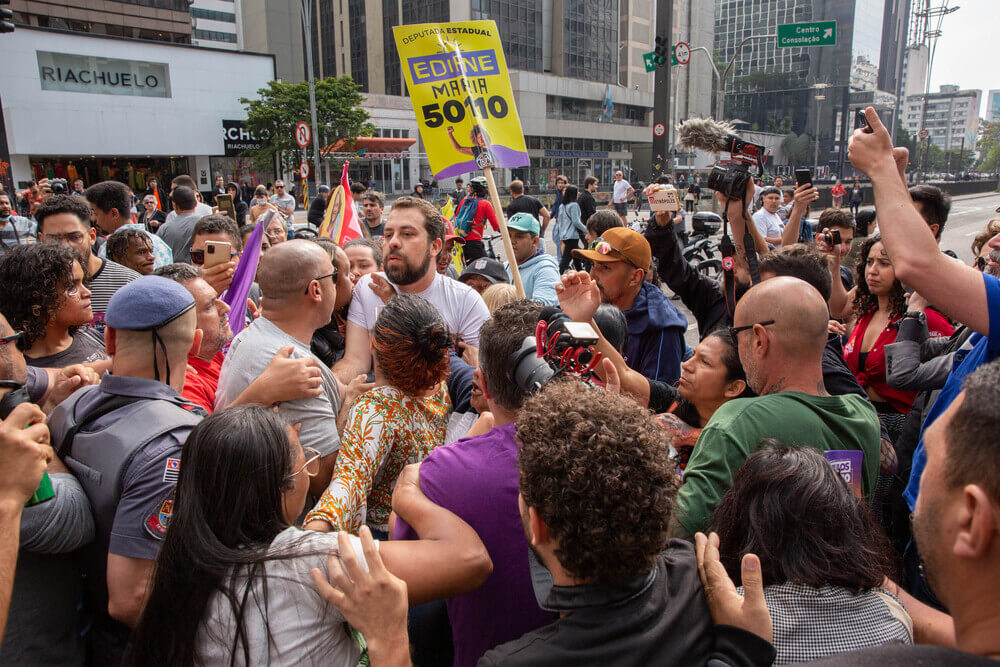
[
  {"x1": 87, "y1": 259, "x2": 140, "y2": 337},
  {"x1": 98, "y1": 223, "x2": 173, "y2": 269},
  {"x1": 0, "y1": 216, "x2": 36, "y2": 255}
]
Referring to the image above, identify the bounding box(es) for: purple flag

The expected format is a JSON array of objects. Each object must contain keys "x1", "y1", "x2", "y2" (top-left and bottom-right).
[{"x1": 223, "y1": 210, "x2": 269, "y2": 335}]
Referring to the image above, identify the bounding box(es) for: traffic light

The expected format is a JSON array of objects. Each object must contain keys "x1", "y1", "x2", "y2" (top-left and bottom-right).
[
  {"x1": 0, "y1": 0, "x2": 14, "y2": 34},
  {"x1": 653, "y1": 35, "x2": 668, "y2": 65}
]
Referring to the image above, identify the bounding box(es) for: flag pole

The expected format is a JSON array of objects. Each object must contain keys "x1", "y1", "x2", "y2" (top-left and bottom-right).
[{"x1": 482, "y1": 166, "x2": 525, "y2": 299}]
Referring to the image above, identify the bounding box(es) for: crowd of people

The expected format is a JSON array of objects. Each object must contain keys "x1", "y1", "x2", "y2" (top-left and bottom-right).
[{"x1": 0, "y1": 107, "x2": 999, "y2": 667}]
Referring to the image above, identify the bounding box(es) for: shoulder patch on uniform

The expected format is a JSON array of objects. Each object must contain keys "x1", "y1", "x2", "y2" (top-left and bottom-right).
[
  {"x1": 144, "y1": 497, "x2": 173, "y2": 540},
  {"x1": 163, "y1": 457, "x2": 180, "y2": 484}
]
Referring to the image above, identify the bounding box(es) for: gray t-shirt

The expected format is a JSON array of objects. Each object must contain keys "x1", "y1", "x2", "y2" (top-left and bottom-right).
[
  {"x1": 215, "y1": 317, "x2": 342, "y2": 456},
  {"x1": 271, "y1": 193, "x2": 297, "y2": 215},
  {"x1": 156, "y1": 210, "x2": 202, "y2": 263},
  {"x1": 0, "y1": 473, "x2": 95, "y2": 666},
  {"x1": 195, "y1": 528, "x2": 368, "y2": 666}
]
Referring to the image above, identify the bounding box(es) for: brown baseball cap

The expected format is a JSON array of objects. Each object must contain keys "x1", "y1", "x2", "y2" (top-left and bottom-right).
[{"x1": 573, "y1": 226, "x2": 651, "y2": 271}]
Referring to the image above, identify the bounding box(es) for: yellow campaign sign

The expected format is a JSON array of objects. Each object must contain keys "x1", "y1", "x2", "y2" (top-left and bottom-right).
[{"x1": 393, "y1": 21, "x2": 529, "y2": 180}]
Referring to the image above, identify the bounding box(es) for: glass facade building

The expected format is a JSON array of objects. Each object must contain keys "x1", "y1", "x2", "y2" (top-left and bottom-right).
[
  {"x1": 563, "y1": 0, "x2": 619, "y2": 83},
  {"x1": 470, "y1": 0, "x2": 543, "y2": 72},
  {"x1": 714, "y1": 0, "x2": 905, "y2": 173}
]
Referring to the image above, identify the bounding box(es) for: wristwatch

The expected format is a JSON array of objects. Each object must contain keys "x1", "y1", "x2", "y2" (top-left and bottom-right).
[{"x1": 903, "y1": 311, "x2": 927, "y2": 325}]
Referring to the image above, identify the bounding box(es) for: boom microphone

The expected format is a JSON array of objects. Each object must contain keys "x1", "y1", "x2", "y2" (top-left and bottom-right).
[{"x1": 676, "y1": 117, "x2": 738, "y2": 153}]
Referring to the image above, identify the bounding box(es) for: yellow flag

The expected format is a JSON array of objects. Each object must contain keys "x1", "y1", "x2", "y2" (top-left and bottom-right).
[{"x1": 441, "y1": 195, "x2": 455, "y2": 221}]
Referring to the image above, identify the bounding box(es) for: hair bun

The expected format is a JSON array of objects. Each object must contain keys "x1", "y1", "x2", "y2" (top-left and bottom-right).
[{"x1": 417, "y1": 324, "x2": 451, "y2": 360}]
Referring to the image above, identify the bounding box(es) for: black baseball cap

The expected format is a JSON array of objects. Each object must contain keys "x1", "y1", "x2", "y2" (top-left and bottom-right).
[{"x1": 458, "y1": 257, "x2": 509, "y2": 285}]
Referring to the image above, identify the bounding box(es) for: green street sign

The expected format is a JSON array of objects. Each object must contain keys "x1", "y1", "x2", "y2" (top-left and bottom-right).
[
  {"x1": 643, "y1": 51, "x2": 657, "y2": 72},
  {"x1": 643, "y1": 50, "x2": 679, "y2": 72},
  {"x1": 777, "y1": 20, "x2": 837, "y2": 48}
]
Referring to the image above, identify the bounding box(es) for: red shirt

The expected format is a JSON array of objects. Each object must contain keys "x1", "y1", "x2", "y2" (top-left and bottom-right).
[
  {"x1": 843, "y1": 309, "x2": 953, "y2": 413},
  {"x1": 457, "y1": 197, "x2": 499, "y2": 242},
  {"x1": 182, "y1": 351, "x2": 225, "y2": 413}
]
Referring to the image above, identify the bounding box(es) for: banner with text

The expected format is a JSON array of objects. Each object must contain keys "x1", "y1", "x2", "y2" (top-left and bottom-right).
[{"x1": 393, "y1": 21, "x2": 529, "y2": 179}]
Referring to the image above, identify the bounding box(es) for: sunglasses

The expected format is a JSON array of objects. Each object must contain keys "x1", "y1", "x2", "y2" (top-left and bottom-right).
[
  {"x1": 588, "y1": 237, "x2": 641, "y2": 270},
  {"x1": 189, "y1": 249, "x2": 239, "y2": 266},
  {"x1": 729, "y1": 320, "x2": 776, "y2": 341},
  {"x1": 0, "y1": 331, "x2": 23, "y2": 346},
  {"x1": 304, "y1": 269, "x2": 339, "y2": 294}
]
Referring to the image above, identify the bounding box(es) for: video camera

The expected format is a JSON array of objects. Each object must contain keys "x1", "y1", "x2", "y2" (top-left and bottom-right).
[
  {"x1": 677, "y1": 118, "x2": 767, "y2": 200},
  {"x1": 706, "y1": 135, "x2": 766, "y2": 200},
  {"x1": 48, "y1": 178, "x2": 68, "y2": 195},
  {"x1": 508, "y1": 307, "x2": 602, "y2": 393}
]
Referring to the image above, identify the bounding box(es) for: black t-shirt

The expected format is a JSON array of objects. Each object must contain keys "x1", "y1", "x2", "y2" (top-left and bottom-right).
[
  {"x1": 307, "y1": 195, "x2": 327, "y2": 227},
  {"x1": 505, "y1": 195, "x2": 544, "y2": 220}
]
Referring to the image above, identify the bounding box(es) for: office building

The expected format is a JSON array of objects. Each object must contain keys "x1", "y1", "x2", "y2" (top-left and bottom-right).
[
  {"x1": 300, "y1": 0, "x2": 662, "y2": 191},
  {"x1": 903, "y1": 85, "x2": 981, "y2": 152},
  {"x1": 191, "y1": 0, "x2": 244, "y2": 50},
  {"x1": 0, "y1": 27, "x2": 275, "y2": 193},
  {"x1": 713, "y1": 0, "x2": 909, "y2": 174},
  {"x1": 987, "y1": 90, "x2": 1000, "y2": 125},
  {"x1": 9, "y1": 0, "x2": 193, "y2": 43}
]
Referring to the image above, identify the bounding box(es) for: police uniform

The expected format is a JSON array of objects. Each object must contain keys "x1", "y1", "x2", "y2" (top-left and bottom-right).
[{"x1": 47, "y1": 276, "x2": 204, "y2": 665}]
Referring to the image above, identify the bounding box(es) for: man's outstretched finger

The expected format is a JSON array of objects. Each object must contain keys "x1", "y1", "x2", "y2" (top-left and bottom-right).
[
  {"x1": 741, "y1": 554, "x2": 766, "y2": 610},
  {"x1": 865, "y1": 106, "x2": 887, "y2": 134},
  {"x1": 358, "y1": 525, "x2": 385, "y2": 576}
]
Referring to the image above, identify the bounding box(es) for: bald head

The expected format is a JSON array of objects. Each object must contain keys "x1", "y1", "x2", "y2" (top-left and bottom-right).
[
  {"x1": 734, "y1": 277, "x2": 829, "y2": 393},
  {"x1": 257, "y1": 239, "x2": 332, "y2": 302}
]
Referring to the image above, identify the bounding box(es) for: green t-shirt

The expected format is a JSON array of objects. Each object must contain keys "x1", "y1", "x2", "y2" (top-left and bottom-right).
[{"x1": 675, "y1": 391, "x2": 881, "y2": 537}]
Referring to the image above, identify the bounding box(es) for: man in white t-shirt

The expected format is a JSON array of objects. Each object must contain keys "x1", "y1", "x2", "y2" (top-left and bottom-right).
[
  {"x1": 751, "y1": 186, "x2": 784, "y2": 247},
  {"x1": 270, "y1": 180, "x2": 297, "y2": 218},
  {"x1": 334, "y1": 196, "x2": 490, "y2": 383},
  {"x1": 611, "y1": 171, "x2": 633, "y2": 224}
]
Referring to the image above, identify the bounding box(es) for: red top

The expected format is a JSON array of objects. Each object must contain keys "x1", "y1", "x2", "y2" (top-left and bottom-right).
[
  {"x1": 831, "y1": 185, "x2": 847, "y2": 197},
  {"x1": 182, "y1": 350, "x2": 225, "y2": 413},
  {"x1": 458, "y1": 197, "x2": 499, "y2": 242},
  {"x1": 843, "y1": 309, "x2": 953, "y2": 414}
]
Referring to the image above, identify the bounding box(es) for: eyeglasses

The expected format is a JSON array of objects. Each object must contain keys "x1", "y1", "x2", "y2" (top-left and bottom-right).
[
  {"x1": 275, "y1": 185, "x2": 286, "y2": 190},
  {"x1": 0, "y1": 331, "x2": 23, "y2": 346},
  {"x1": 304, "y1": 269, "x2": 339, "y2": 294},
  {"x1": 729, "y1": 320, "x2": 776, "y2": 341},
  {"x1": 42, "y1": 232, "x2": 86, "y2": 244},
  {"x1": 286, "y1": 446, "x2": 322, "y2": 480},
  {"x1": 189, "y1": 249, "x2": 239, "y2": 266},
  {"x1": 588, "y1": 237, "x2": 641, "y2": 270}
]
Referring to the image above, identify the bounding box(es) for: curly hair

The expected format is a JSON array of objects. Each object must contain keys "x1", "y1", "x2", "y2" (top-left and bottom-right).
[
  {"x1": 708, "y1": 443, "x2": 893, "y2": 590},
  {"x1": 853, "y1": 235, "x2": 906, "y2": 321},
  {"x1": 105, "y1": 228, "x2": 152, "y2": 266},
  {"x1": 372, "y1": 294, "x2": 450, "y2": 396},
  {"x1": 517, "y1": 380, "x2": 677, "y2": 586},
  {"x1": 0, "y1": 243, "x2": 82, "y2": 351}
]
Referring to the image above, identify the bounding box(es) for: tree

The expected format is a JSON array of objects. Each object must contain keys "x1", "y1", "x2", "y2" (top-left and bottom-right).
[
  {"x1": 240, "y1": 76, "x2": 375, "y2": 175},
  {"x1": 781, "y1": 132, "x2": 813, "y2": 165},
  {"x1": 977, "y1": 122, "x2": 1000, "y2": 173}
]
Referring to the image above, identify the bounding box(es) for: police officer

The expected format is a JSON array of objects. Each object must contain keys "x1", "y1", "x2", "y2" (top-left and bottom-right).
[{"x1": 49, "y1": 276, "x2": 205, "y2": 665}]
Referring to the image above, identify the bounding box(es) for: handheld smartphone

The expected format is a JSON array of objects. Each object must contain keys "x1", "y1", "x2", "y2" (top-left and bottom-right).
[
  {"x1": 794, "y1": 168, "x2": 813, "y2": 188},
  {"x1": 216, "y1": 193, "x2": 236, "y2": 219},
  {"x1": 204, "y1": 241, "x2": 233, "y2": 268},
  {"x1": 855, "y1": 109, "x2": 874, "y2": 134}
]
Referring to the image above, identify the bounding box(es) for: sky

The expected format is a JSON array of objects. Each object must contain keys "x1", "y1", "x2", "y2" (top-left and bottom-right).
[{"x1": 925, "y1": 0, "x2": 998, "y2": 116}]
